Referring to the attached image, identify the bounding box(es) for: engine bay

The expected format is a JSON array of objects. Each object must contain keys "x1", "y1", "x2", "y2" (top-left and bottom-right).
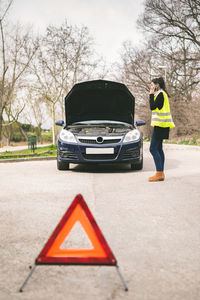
[{"x1": 67, "y1": 123, "x2": 133, "y2": 136}]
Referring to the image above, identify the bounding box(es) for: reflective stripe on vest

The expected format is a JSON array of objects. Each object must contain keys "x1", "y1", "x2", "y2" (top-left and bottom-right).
[
  {"x1": 151, "y1": 90, "x2": 175, "y2": 128},
  {"x1": 152, "y1": 112, "x2": 171, "y2": 116}
]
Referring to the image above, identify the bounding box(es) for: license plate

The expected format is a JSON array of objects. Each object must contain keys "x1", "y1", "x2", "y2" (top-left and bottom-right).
[{"x1": 86, "y1": 148, "x2": 114, "y2": 154}]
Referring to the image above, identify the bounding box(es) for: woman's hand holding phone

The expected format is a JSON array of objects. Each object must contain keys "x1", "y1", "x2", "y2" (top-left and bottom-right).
[{"x1": 150, "y1": 83, "x2": 155, "y2": 94}]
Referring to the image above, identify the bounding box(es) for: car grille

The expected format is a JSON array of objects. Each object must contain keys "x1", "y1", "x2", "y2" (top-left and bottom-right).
[
  {"x1": 122, "y1": 149, "x2": 140, "y2": 159},
  {"x1": 78, "y1": 138, "x2": 121, "y2": 144},
  {"x1": 59, "y1": 150, "x2": 78, "y2": 159},
  {"x1": 82, "y1": 154, "x2": 117, "y2": 160}
]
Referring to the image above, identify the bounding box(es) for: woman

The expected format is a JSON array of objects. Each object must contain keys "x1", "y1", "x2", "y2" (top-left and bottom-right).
[{"x1": 149, "y1": 77, "x2": 175, "y2": 182}]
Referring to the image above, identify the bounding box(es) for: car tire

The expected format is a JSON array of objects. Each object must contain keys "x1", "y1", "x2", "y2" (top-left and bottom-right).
[
  {"x1": 131, "y1": 157, "x2": 143, "y2": 170},
  {"x1": 57, "y1": 159, "x2": 70, "y2": 170}
]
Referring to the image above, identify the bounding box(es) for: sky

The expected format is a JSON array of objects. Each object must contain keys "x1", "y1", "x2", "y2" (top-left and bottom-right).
[{"x1": 8, "y1": 0, "x2": 145, "y2": 64}]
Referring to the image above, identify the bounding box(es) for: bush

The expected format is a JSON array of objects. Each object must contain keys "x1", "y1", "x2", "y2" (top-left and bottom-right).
[
  {"x1": 21, "y1": 123, "x2": 35, "y2": 132},
  {"x1": 12, "y1": 131, "x2": 26, "y2": 142},
  {"x1": 41, "y1": 131, "x2": 52, "y2": 143}
]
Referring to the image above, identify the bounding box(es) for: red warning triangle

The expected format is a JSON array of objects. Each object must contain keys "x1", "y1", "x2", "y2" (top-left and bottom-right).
[{"x1": 36, "y1": 194, "x2": 117, "y2": 265}]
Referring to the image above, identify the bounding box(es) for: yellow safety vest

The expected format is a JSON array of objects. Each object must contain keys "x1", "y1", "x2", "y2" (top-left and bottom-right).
[{"x1": 151, "y1": 90, "x2": 175, "y2": 128}]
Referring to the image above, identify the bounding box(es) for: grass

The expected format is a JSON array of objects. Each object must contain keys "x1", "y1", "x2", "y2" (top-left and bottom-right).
[
  {"x1": 0, "y1": 145, "x2": 57, "y2": 160},
  {"x1": 144, "y1": 135, "x2": 200, "y2": 146},
  {"x1": 168, "y1": 135, "x2": 200, "y2": 146}
]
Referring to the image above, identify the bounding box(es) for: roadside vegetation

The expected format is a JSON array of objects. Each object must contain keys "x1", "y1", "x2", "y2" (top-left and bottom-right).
[
  {"x1": 174, "y1": 135, "x2": 200, "y2": 146},
  {"x1": 144, "y1": 135, "x2": 200, "y2": 146},
  {"x1": 0, "y1": 145, "x2": 57, "y2": 160},
  {"x1": 1, "y1": 134, "x2": 199, "y2": 161},
  {"x1": 2, "y1": 121, "x2": 53, "y2": 145}
]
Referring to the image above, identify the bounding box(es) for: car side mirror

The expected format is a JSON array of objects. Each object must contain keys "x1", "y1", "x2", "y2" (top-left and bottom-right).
[
  {"x1": 136, "y1": 120, "x2": 146, "y2": 126},
  {"x1": 55, "y1": 120, "x2": 64, "y2": 126}
]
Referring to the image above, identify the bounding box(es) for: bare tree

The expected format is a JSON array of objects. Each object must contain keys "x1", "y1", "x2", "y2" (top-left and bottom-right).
[
  {"x1": 22, "y1": 89, "x2": 49, "y2": 144},
  {"x1": 0, "y1": 0, "x2": 39, "y2": 145},
  {"x1": 137, "y1": 0, "x2": 200, "y2": 91},
  {"x1": 32, "y1": 20, "x2": 103, "y2": 144},
  {"x1": 138, "y1": 0, "x2": 200, "y2": 48},
  {"x1": 138, "y1": 0, "x2": 200, "y2": 85},
  {"x1": 118, "y1": 41, "x2": 156, "y2": 137},
  {"x1": 119, "y1": 36, "x2": 200, "y2": 137},
  {"x1": 2, "y1": 97, "x2": 25, "y2": 145},
  {"x1": 116, "y1": 0, "x2": 200, "y2": 138},
  {"x1": 159, "y1": 38, "x2": 200, "y2": 101},
  {"x1": 0, "y1": 0, "x2": 13, "y2": 145}
]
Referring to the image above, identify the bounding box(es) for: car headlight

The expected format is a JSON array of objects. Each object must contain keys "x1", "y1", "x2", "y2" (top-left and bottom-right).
[
  {"x1": 123, "y1": 129, "x2": 140, "y2": 143},
  {"x1": 59, "y1": 129, "x2": 77, "y2": 143}
]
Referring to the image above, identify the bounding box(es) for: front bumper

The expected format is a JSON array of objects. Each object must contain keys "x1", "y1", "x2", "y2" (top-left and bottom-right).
[{"x1": 57, "y1": 139, "x2": 143, "y2": 164}]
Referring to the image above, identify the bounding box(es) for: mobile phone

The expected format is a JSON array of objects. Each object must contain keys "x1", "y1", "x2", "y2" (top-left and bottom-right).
[{"x1": 154, "y1": 83, "x2": 159, "y2": 92}]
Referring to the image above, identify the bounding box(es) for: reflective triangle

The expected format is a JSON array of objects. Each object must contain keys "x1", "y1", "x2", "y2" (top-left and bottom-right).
[{"x1": 36, "y1": 194, "x2": 117, "y2": 265}]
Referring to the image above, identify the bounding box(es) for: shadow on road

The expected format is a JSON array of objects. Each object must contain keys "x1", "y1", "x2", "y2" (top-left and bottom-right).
[
  {"x1": 70, "y1": 163, "x2": 135, "y2": 173},
  {"x1": 67, "y1": 157, "x2": 180, "y2": 174}
]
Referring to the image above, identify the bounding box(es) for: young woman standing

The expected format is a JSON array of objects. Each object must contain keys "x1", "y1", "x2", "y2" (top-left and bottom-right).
[{"x1": 149, "y1": 77, "x2": 175, "y2": 182}]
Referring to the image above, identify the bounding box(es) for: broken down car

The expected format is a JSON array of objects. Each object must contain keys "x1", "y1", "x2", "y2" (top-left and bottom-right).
[{"x1": 56, "y1": 80, "x2": 145, "y2": 170}]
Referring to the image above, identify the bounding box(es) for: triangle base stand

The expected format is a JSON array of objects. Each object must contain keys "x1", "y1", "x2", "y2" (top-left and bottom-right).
[
  {"x1": 115, "y1": 265, "x2": 128, "y2": 291},
  {"x1": 19, "y1": 263, "x2": 128, "y2": 292},
  {"x1": 19, "y1": 265, "x2": 37, "y2": 292}
]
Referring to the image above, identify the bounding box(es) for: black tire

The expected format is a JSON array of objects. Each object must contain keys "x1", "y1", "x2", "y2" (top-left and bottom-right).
[
  {"x1": 131, "y1": 157, "x2": 143, "y2": 170},
  {"x1": 57, "y1": 159, "x2": 69, "y2": 170}
]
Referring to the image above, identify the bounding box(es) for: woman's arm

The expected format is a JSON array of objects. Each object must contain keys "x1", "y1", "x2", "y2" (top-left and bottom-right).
[{"x1": 149, "y1": 92, "x2": 164, "y2": 110}]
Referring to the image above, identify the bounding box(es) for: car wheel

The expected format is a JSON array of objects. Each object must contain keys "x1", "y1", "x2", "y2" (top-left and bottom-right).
[
  {"x1": 57, "y1": 159, "x2": 70, "y2": 170},
  {"x1": 131, "y1": 157, "x2": 143, "y2": 170}
]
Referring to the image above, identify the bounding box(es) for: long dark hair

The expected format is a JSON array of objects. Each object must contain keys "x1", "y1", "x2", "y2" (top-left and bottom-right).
[{"x1": 152, "y1": 77, "x2": 169, "y2": 96}]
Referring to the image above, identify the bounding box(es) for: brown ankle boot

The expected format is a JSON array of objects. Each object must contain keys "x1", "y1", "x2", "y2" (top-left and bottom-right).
[{"x1": 148, "y1": 171, "x2": 165, "y2": 182}]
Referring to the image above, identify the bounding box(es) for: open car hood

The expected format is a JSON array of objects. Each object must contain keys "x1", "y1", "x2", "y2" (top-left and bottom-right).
[{"x1": 65, "y1": 80, "x2": 135, "y2": 125}]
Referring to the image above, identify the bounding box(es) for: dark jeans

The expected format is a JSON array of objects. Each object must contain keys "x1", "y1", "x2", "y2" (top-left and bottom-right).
[{"x1": 150, "y1": 129, "x2": 165, "y2": 171}]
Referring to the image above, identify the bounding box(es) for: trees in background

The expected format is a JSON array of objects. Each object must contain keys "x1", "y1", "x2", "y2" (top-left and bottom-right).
[
  {"x1": 0, "y1": 0, "x2": 39, "y2": 145},
  {"x1": 0, "y1": 0, "x2": 107, "y2": 146},
  {"x1": 23, "y1": 89, "x2": 49, "y2": 144},
  {"x1": 1, "y1": 0, "x2": 200, "y2": 145},
  {"x1": 138, "y1": 0, "x2": 200, "y2": 100},
  {"x1": 138, "y1": 0, "x2": 200, "y2": 48},
  {"x1": 31, "y1": 21, "x2": 103, "y2": 144},
  {"x1": 119, "y1": 0, "x2": 200, "y2": 138}
]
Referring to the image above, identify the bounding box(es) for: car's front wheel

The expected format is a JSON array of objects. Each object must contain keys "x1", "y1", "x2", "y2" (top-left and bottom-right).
[
  {"x1": 131, "y1": 157, "x2": 143, "y2": 170},
  {"x1": 57, "y1": 159, "x2": 70, "y2": 170}
]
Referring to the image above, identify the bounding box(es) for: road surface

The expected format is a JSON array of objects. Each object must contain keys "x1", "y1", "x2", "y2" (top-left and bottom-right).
[{"x1": 0, "y1": 143, "x2": 200, "y2": 300}]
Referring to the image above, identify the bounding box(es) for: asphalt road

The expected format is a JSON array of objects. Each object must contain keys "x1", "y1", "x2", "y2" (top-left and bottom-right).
[{"x1": 0, "y1": 143, "x2": 200, "y2": 300}]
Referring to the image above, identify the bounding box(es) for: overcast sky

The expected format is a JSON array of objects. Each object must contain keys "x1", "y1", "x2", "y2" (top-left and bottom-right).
[{"x1": 9, "y1": 0, "x2": 145, "y2": 64}]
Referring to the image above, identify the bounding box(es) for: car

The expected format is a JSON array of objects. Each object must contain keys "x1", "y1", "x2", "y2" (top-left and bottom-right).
[{"x1": 56, "y1": 79, "x2": 145, "y2": 170}]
